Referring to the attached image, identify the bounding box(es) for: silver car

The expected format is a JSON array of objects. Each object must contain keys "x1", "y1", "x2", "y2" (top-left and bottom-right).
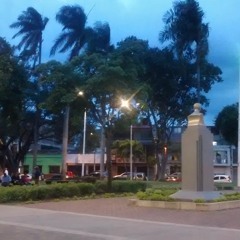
[{"x1": 213, "y1": 174, "x2": 232, "y2": 183}]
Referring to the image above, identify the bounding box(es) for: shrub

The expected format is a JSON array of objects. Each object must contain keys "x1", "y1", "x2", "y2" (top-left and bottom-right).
[
  {"x1": 136, "y1": 188, "x2": 176, "y2": 201},
  {"x1": 94, "y1": 181, "x2": 108, "y2": 194},
  {"x1": 194, "y1": 199, "x2": 206, "y2": 203},
  {"x1": 112, "y1": 181, "x2": 147, "y2": 193},
  {"x1": 0, "y1": 182, "x2": 95, "y2": 203},
  {"x1": 0, "y1": 180, "x2": 144, "y2": 203},
  {"x1": 80, "y1": 176, "x2": 97, "y2": 184},
  {"x1": 94, "y1": 180, "x2": 147, "y2": 194}
]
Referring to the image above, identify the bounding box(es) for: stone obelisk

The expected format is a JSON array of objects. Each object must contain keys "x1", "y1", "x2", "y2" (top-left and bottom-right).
[{"x1": 171, "y1": 103, "x2": 221, "y2": 200}]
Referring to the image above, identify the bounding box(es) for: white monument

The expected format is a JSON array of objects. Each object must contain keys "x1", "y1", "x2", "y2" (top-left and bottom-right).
[{"x1": 171, "y1": 103, "x2": 221, "y2": 200}]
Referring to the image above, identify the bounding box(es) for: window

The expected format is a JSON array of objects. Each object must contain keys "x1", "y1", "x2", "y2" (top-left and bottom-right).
[
  {"x1": 214, "y1": 150, "x2": 229, "y2": 164},
  {"x1": 173, "y1": 127, "x2": 182, "y2": 134}
]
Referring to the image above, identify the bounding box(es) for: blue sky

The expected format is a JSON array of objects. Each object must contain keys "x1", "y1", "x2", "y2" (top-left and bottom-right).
[{"x1": 1, "y1": 0, "x2": 240, "y2": 125}]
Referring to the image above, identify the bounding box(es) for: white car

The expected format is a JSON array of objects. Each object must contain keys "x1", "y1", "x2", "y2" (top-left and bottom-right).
[{"x1": 213, "y1": 174, "x2": 231, "y2": 183}]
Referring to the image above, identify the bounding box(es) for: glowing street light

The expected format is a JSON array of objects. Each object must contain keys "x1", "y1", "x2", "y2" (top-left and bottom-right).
[
  {"x1": 121, "y1": 98, "x2": 133, "y2": 180},
  {"x1": 62, "y1": 105, "x2": 70, "y2": 180},
  {"x1": 130, "y1": 124, "x2": 133, "y2": 180},
  {"x1": 78, "y1": 91, "x2": 86, "y2": 177}
]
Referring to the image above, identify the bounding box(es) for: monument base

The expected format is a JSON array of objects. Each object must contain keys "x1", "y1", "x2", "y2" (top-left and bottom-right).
[{"x1": 171, "y1": 190, "x2": 222, "y2": 201}]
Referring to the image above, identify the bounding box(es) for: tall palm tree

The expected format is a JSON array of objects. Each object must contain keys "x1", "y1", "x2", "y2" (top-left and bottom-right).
[
  {"x1": 51, "y1": 5, "x2": 91, "y2": 179},
  {"x1": 10, "y1": 7, "x2": 49, "y2": 174},
  {"x1": 10, "y1": 7, "x2": 49, "y2": 68},
  {"x1": 50, "y1": 5, "x2": 91, "y2": 60},
  {"x1": 87, "y1": 21, "x2": 113, "y2": 54},
  {"x1": 159, "y1": 0, "x2": 209, "y2": 102}
]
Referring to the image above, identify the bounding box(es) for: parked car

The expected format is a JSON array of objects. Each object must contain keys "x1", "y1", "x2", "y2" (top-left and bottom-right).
[
  {"x1": 113, "y1": 172, "x2": 147, "y2": 181},
  {"x1": 45, "y1": 174, "x2": 63, "y2": 184},
  {"x1": 66, "y1": 171, "x2": 74, "y2": 179},
  {"x1": 133, "y1": 172, "x2": 148, "y2": 181},
  {"x1": 113, "y1": 172, "x2": 130, "y2": 180},
  {"x1": 213, "y1": 174, "x2": 232, "y2": 183},
  {"x1": 86, "y1": 171, "x2": 108, "y2": 179},
  {"x1": 165, "y1": 172, "x2": 182, "y2": 182}
]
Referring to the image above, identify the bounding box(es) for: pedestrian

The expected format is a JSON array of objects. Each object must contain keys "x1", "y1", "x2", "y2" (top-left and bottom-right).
[
  {"x1": 11, "y1": 172, "x2": 20, "y2": 185},
  {"x1": 1, "y1": 172, "x2": 12, "y2": 187},
  {"x1": 4, "y1": 168, "x2": 8, "y2": 175},
  {"x1": 20, "y1": 171, "x2": 31, "y2": 185},
  {"x1": 33, "y1": 166, "x2": 41, "y2": 185}
]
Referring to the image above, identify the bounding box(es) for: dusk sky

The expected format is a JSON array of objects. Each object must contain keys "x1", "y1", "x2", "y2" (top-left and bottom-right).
[{"x1": 1, "y1": 0, "x2": 240, "y2": 125}]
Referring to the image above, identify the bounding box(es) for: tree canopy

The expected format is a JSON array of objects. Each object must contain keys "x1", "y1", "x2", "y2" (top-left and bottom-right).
[
  {"x1": 0, "y1": 2, "x2": 224, "y2": 177},
  {"x1": 215, "y1": 103, "x2": 238, "y2": 146}
]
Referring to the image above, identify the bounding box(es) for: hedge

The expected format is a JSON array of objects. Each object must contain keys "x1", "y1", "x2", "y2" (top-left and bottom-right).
[{"x1": 0, "y1": 180, "x2": 147, "y2": 203}]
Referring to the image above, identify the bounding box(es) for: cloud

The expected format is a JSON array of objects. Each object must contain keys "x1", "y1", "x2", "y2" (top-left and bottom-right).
[{"x1": 117, "y1": 0, "x2": 138, "y2": 11}]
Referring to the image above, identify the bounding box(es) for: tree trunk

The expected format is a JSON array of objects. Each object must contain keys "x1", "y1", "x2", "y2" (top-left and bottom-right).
[
  {"x1": 105, "y1": 129, "x2": 112, "y2": 192},
  {"x1": 62, "y1": 105, "x2": 70, "y2": 180},
  {"x1": 100, "y1": 125, "x2": 105, "y2": 177},
  {"x1": 32, "y1": 108, "x2": 39, "y2": 173}
]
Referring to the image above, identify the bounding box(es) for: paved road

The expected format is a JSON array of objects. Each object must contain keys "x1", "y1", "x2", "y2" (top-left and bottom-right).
[{"x1": 1, "y1": 198, "x2": 240, "y2": 239}]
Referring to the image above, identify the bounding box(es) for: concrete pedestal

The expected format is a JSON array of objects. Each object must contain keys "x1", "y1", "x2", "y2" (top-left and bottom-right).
[{"x1": 171, "y1": 103, "x2": 221, "y2": 201}]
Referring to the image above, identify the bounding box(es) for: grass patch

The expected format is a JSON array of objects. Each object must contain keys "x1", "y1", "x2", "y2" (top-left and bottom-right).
[{"x1": 137, "y1": 188, "x2": 177, "y2": 201}]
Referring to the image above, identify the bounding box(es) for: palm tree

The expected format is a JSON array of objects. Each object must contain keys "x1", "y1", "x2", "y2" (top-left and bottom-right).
[
  {"x1": 87, "y1": 21, "x2": 113, "y2": 54},
  {"x1": 10, "y1": 7, "x2": 49, "y2": 174},
  {"x1": 50, "y1": 5, "x2": 91, "y2": 60},
  {"x1": 50, "y1": 5, "x2": 91, "y2": 179},
  {"x1": 159, "y1": 0, "x2": 209, "y2": 102},
  {"x1": 10, "y1": 7, "x2": 49, "y2": 68}
]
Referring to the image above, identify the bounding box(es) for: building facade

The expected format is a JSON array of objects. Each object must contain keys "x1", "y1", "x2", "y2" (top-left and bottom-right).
[{"x1": 23, "y1": 126, "x2": 237, "y2": 181}]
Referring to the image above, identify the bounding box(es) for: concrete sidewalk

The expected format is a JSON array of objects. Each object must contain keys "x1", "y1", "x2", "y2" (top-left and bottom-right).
[
  {"x1": 19, "y1": 197, "x2": 240, "y2": 229},
  {"x1": 1, "y1": 200, "x2": 240, "y2": 240}
]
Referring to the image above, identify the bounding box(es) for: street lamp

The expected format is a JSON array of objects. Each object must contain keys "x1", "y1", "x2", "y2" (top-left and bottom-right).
[
  {"x1": 238, "y1": 54, "x2": 240, "y2": 187},
  {"x1": 61, "y1": 90, "x2": 86, "y2": 179},
  {"x1": 62, "y1": 105, "x2": 70, "y2": 180},
  {"x1": 81, "y1": 109, "x2": 86, "y2": 176},
  {"x1": 121, "y1": 98, "x2": 133, "y2": 180},
  {"x1": 130, "y1": 124, "x2": 133, "y2": 180},
  {"x1": 77, "y1": 91, "x2": 87, "y2": 177}
]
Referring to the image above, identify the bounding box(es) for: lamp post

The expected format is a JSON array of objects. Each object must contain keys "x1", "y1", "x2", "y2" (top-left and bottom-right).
[
  {"x1": 130, "y1": 124, "x2": 133, "y2": 180},
  {"x1": 238, "y1": 55, "x2": 240, "y2": 187},
  {"x1": 81, "y1": 109, "x2": 86, "y2": 177},
  {"x1": 62, "y1": 105, "x2": 70, "y2": 180},
  {"x1": 121, "y1": 99, "x2": 134, "y2": 180}
]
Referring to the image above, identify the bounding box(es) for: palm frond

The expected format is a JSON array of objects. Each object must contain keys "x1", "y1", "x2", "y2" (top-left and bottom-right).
[
  {"x1": 56, "y1": 5, "x2": 87, "y2": 31},
  {"x1": 50, "y1": 32, "x2": 71, "y2": 56}
]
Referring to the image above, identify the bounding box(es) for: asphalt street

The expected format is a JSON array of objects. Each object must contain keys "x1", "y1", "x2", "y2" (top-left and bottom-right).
[{"x1": 1, "y1": 204, "x2": 240, "y2": 240}]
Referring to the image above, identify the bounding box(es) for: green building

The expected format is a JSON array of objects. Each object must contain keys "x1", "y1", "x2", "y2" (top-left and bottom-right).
[{"x1": 24, "y1": 154, "x2": 62, "y2": 176}]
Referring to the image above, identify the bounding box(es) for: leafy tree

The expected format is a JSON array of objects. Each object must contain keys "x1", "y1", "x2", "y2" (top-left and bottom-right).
[
  {"x1": 10, "y1": 7, "x2": 49, "y2": 68},
  {"x1": 0, "y1": 37, "x2": 31, "y2": 173},
  {"x1": 50, "y1": 5, "x2": 91, "y2": 60},
  {"x1": 140, "y1": 46, "x2": 222, "y2": 180},
  {"x1": 70, "y1": 36, "x2": 144, "y2": 189},
  {"x1": 215, "y1": 103, "x2": 238, "y2": 146},
  {"x1": 112, "y1": 139, "x2": 145, "y2": 171},
  {"x1": 35, "y1": 60, "x2": 86, "y2": 138}
]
